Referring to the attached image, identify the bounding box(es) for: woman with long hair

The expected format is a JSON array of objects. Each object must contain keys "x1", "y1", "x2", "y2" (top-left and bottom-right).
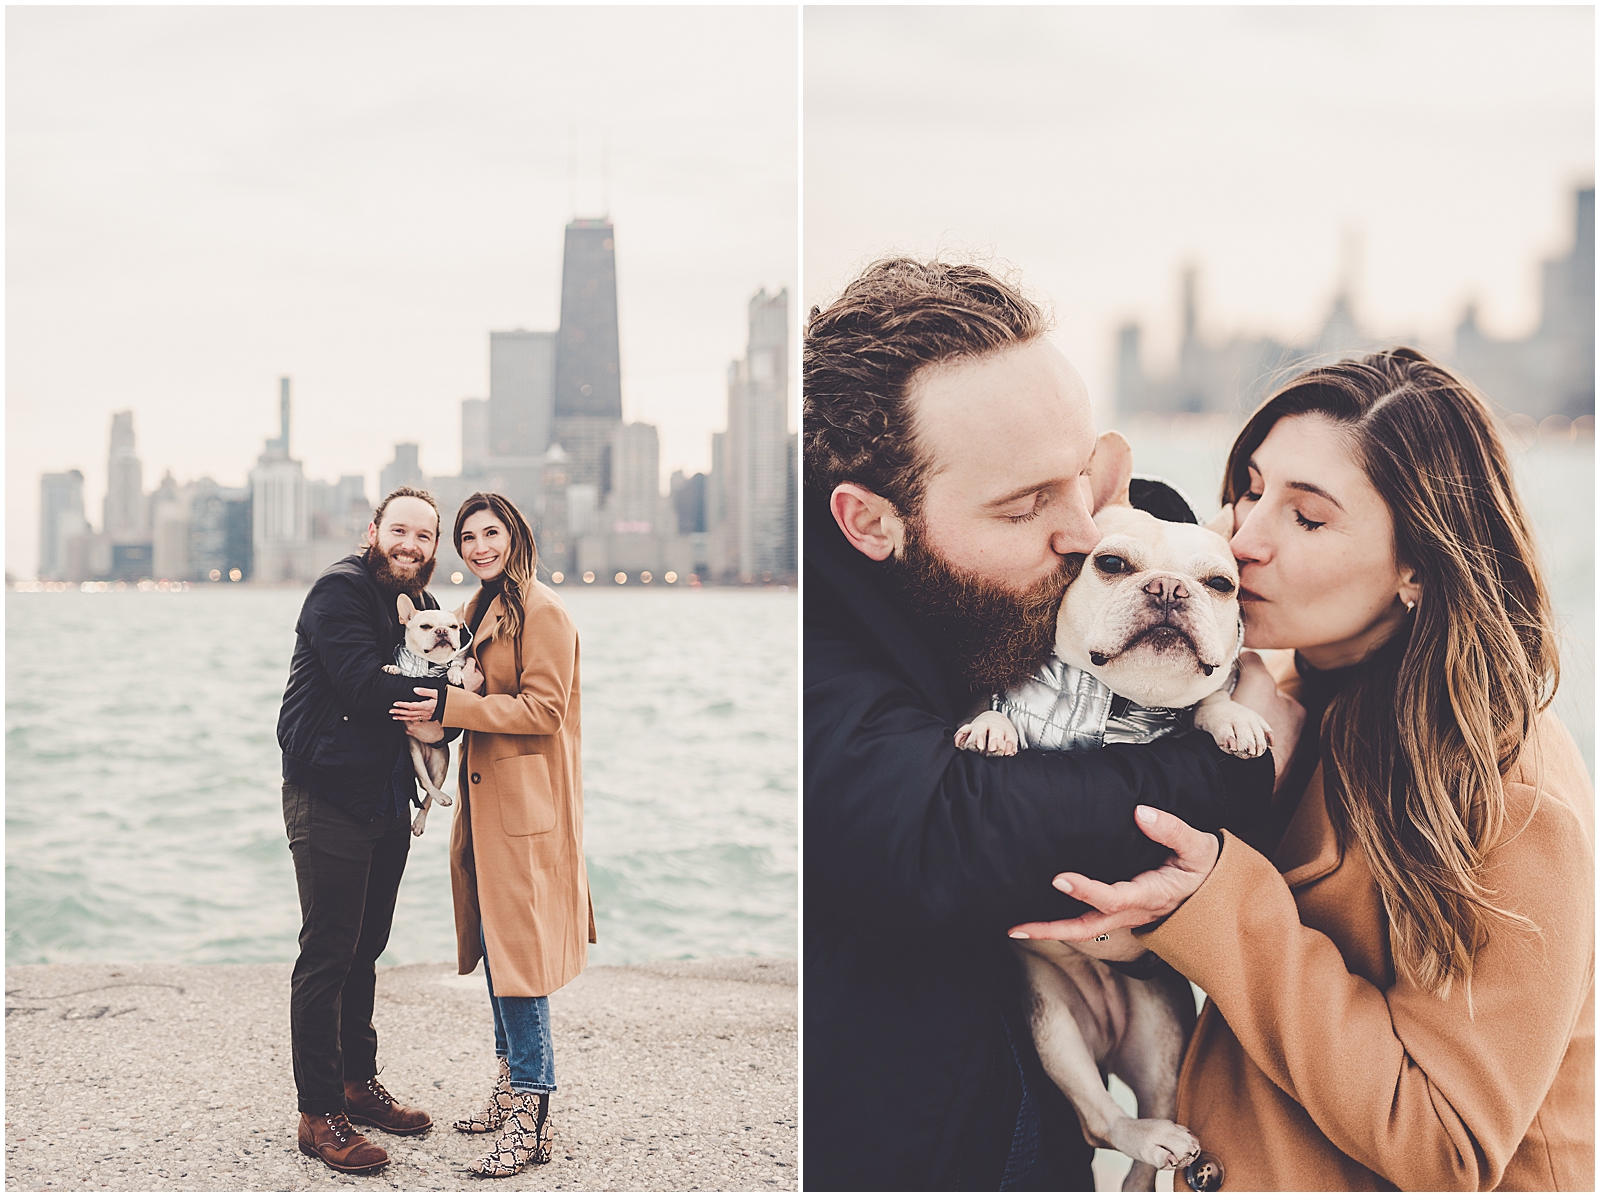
[
  {"x1": 391, "y1": 491, "x2": 595, "y2": 1178},
  {"x1": 1017, "y1": 349, "x2": 1592, "y2": 1190}
]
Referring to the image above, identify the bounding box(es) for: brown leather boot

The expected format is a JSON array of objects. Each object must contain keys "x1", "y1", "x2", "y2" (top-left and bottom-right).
[
  {"x1": 297, "y1": 1111, "x2": 389, "y2": 1172},
  {"x1": 344, "y1": 1075, "x2": 433, "y2": 1135}
]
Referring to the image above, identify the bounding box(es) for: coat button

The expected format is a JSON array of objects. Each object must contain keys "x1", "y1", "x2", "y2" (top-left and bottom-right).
[
  {"x1": 1185, "y1": 1152, "x2": 1224, "y2": 1192},
  {"x1": 470, "y1": 773, "x2": 481, "y2": 784}
]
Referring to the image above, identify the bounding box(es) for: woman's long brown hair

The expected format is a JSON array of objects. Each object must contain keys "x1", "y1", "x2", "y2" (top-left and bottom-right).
[
  {"x1": 1223, "y1": 348, "x2": 1559, "y2": 998},
  {"x1": 452, "y1": 492, "x2": 539, "y2": 643}
]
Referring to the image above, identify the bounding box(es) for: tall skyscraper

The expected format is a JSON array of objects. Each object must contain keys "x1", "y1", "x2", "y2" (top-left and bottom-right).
[
  {"x1": 379, "y1": 443, "x2": 425, "y2": 499},
  {"x1": 250, "y1": 376, "x2": 310, "y2": 582},
  {"x1": 38, "y1": 470, "x2": 87, "y2": 580},
  {"x1": 606, "y1": 422, "x2": 665, "y2": 532},
  {"x1": 552, "y1": 218, "x2": 624, "y2": 495},
  {"x1": 489, "y1": 331, "x2": 557, "y2": 459},
  {"x1": 715, "y1": 288, "x2": 792, "y2": 582},
  {"x1": 461, "y1": 397, "x2": 491, "y2": 477},
  {"x1": 1454, "y1": 186, "x2": 1595, "y2": 418},
  {"x1": 102, "y1": 411, "x2": 146, "y2": 542},
  {"x1": 149, "y1": 470, "x2": 189, "y2": 580}
]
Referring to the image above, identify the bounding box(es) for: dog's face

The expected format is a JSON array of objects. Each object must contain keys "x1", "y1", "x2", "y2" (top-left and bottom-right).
[
  {"x1": 1053, "y1": 432, "x2": 1243, "y2": 709},
  {"x1": 397, "y1": 593, "x2": 468, "y2": 664}
]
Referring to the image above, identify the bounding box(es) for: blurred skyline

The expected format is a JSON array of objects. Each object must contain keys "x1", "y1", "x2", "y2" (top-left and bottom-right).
[
  {"x1": 805, "y1": 6, "x2": 1594, "y2": 423},
  {"x1": 7, "y1": 7, "x2": 798, "y2": 577}
]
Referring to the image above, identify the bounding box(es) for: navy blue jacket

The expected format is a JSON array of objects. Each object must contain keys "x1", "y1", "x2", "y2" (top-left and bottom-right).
[
  {"x1": 804, "y1": 489, "x2": 1274, "y2": 1191},
  {"x1": 277, "y1": 552, "x2": 453, "y2": 820}
]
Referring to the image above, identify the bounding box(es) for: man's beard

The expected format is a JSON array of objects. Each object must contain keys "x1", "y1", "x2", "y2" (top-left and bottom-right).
[
  {"x1": 369, "y1": 541, "x2": 437, "y2": 594},
  {"x1": 880, "y1": 519, "x2": 1078, "y2": 693}
]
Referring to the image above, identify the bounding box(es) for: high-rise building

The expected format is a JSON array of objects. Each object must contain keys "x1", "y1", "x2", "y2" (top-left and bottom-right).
[
  {"x1": 379, "y1": 443, "x2": 425, "y2": 500},
  {"x1": 606, "y1": 422, "x2": 667, "y2": 532},
  {"x1": 102, "y1": 411, "x2": 146, "y2": 542},
  {"x1": 1454, "y1": 186, "x2": 1595, "y2": 419},
  {"x1": 461, "y1": 398, "x2": 491, "y2": 477},
  {"x1": 482, "y1": 331, "x2": 556, "y2": 515},
  {"x1": 714, "y1": 288, "x2": 792, "y2": 582},
  {"x1": 538, "y1": 444, "x2": 572, "y2": 577},
  {"x1": 250, "y1": 377, "x2": 310, "y2": 582},
  {"x1": 552, "y1": 218, "x2": 624, "y2": 495},
  {"x1": 670, "y1": 470, "x2": 707, "y2": 536},
  {"x1": 38, "y1": 470, "x2": 87, "y2": 580},
  {"x1": 188, "y1": 477, "x2": 251, "y2": 581},
  {"x1": 490, "y1": 332, "x2": 557, "y2": 459},
  {"x1": 149, "y1": 470, "x2": 189, "y2": 579}
]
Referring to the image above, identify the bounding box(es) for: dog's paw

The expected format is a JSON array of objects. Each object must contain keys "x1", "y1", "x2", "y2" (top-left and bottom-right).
[
  {"x1": 1194, "y1": 699, "x2": 1272, "y2": 759},
  {"x1": 956, "y1": 711, "x2": 1019, "y2": 756},
  {"x1": 1112, "y1": 1117, "x2": 1201, "y2": 1172},
  {"x1": 382, "y1": 664, "x2": 401, "y2": 675}
]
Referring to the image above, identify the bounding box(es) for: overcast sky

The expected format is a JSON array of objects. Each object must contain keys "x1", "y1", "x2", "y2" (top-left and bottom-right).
[
  {"x1": 7, "y1": 6, "x2": 797, "y2": 576},
  {"x1": 806, "y1": 6, "x2": 1593, "y2": 418}
]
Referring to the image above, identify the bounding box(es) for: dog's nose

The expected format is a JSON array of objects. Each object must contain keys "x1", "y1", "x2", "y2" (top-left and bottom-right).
[{"x1": 1143, "y1": 575, "x2": 1191, "y2": 605}]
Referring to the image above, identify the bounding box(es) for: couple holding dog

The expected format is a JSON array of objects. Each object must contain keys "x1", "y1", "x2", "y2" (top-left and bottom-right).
[
  {"x1": 804, "y1": 260, "x2": 1593, "y2": 1190},
  {"x1": 277, "y1": 486, "x2": 592, "y2": 1178}
]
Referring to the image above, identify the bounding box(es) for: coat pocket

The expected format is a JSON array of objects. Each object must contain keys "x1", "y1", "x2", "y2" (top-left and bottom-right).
[{"x1": 493, "y1": 754, "x2": 556, "y2": 836}]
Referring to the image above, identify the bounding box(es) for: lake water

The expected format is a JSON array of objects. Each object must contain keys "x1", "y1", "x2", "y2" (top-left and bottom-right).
[
  {"x1": 5, "y1": 587, "x2": 797, "y2": 968},
  {"x1": 1121, "y1": 418, "x2": 1594, "y2": 773}
]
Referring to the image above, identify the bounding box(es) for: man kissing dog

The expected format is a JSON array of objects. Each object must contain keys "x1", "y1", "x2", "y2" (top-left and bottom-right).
[
  {"x1": 276, "y1": 485, "x2": 482, "y2": 1173},
  {"x1": 803, "y1": 259, "x2": 1302, "y2": 1190}
]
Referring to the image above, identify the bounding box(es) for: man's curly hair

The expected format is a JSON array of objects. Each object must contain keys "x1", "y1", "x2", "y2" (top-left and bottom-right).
[{"x1": 803, "y1": 258, "x2": 1048, "y2": 516}]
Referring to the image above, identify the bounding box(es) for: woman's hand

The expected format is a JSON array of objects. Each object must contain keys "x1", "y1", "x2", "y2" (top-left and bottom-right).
[
  {"x1": 1006, "y1": 805, "x2": 1220, "y2": 941},
  {"x1": 390, "y1": 688, "x2": 440, "y2": 722},
  {"x1": 459, "y1": 657, "x2": 485, "y2": 695}
]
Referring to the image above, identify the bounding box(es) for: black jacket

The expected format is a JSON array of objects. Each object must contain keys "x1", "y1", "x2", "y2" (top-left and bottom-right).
[
  {"x1": 803, "y1": 489, "x2": 1274, "y2": 1191},
  {"x1": 277, "y1": 552, "x2": 452, "y2": 820}
]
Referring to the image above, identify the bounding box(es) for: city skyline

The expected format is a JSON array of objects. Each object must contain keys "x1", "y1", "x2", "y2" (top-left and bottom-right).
[
  {"x1": 32, "y1": 257, "x2": 795, "y2": 586},
  {"x1": 806, "y1": 7, "x2": 1593, "y2": 422},
  {"x1": 6, "y1": 6, "x2": 798, "y2": 577}
]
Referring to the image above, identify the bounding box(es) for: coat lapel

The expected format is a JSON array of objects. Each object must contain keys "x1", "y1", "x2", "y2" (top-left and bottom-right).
[{"x1": 464, "y1": 590, "x2": 505, "y2": 659}]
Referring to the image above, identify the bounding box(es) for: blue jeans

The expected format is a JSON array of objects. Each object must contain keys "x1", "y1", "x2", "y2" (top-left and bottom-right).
[{"x1": 480, "y1": 931, "x2": 556, "y2": 1094}]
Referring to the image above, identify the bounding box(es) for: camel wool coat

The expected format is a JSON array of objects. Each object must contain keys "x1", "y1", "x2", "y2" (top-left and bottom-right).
[
  {"x1": 1142, "y1": 706, "x2": 1594, "y2": 1191},
  {"x1": 442, "y1": 582, "x2": 596, "y2": 997}
]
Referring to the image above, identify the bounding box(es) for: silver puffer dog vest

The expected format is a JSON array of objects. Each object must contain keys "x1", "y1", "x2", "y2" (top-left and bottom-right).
[
  {"x1": 391, "y1": 643, "x2": 454, "y2": 678},
  {"x1": 994, "y1": 622, "x2": 1245, "y2": 752}
]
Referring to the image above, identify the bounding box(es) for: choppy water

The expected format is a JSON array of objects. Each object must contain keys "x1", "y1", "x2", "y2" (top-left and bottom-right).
[
  {"x1": 6, "y1": 588, "x2": 797, "y2": 967},
  {"x1": 1122, "y1": 420, "x2": 1594, "y2": 773}
]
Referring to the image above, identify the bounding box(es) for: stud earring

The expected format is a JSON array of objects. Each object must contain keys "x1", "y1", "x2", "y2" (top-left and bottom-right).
[{"x1": 1405, "y1": 599, "x2": 1416, "y2": 612}]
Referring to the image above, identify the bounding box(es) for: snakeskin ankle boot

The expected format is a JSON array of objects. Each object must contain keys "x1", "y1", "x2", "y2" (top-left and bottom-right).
[
  {"x1": 467, "y1": 1091, "x2": 552, "y2": 1177},
  {"x1": 453, "y1": 1057, "x2": 512, "y2": 1134}
]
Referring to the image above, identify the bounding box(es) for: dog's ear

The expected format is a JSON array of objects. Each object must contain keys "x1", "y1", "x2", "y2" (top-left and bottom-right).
[
  {"x1": 1204, "y1": 504, "x2": 1235, "y2": 539},
  {"x1": 396, "y1": 593, "x2": 417, "y2": 623},
  {"x1": 1087, "y1": 430, "x2": 1134, "y2": 513}
]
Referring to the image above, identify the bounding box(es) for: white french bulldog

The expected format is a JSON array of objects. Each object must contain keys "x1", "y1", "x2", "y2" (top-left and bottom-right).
[
  {"x1": 381, "y1": 593, "x2": 472, "y2": 837},
  {"x1": 954, "y1": 430, "x2": 1273, "y2": 1191}
]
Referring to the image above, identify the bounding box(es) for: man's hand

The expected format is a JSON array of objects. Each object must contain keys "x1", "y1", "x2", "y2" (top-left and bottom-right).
[
  {"x1": 1005, "y1": 805, "x2": 1219, "y2": 941},
  {"x1": 391, "y1": 688, "x2": 440, "y2": 723},
  {"x1": 404, "y1": 719, "x2": 444, "y2": 744},
  {"x1": 1230, "y1": 650, "x2": 1305, "y2": 787},
  {"x1": 458, "y1": 657, "x2": 486, "y2": 695}
]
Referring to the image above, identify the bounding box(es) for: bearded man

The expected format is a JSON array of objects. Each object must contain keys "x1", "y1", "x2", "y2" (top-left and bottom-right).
[
  {"x1": 804, "y1": 260, "x2": 1297, "y2": 1190},
  {"x1": 277, "y1": 486, "x2": 467, "y2": 1173}
]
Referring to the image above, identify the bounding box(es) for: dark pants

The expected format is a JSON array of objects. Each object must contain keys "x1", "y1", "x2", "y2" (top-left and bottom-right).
[{"x1": 282, "y1": 781, "x2": 411, "y2": 1114}]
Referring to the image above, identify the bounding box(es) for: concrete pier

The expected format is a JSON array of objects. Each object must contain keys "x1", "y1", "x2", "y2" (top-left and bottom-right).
[{"x1": 4, "y1": 958, "x2": 796, "y2": 1192}]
